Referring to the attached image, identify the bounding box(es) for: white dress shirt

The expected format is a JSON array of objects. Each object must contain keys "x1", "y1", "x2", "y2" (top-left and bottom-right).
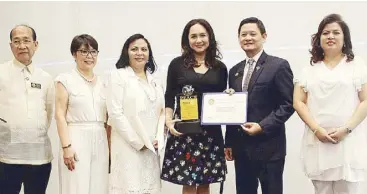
[
  {"x1": 241, "y1": 49, "x2": 264, "y2": 89},
  {"x1": 0, "y1": 59, "x2": 54, "y2": 165}
]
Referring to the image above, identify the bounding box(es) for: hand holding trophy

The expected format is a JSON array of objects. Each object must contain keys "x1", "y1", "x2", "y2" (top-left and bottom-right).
[{"x1": 175, "y1": 85, "x2": 203, "y2": 134}]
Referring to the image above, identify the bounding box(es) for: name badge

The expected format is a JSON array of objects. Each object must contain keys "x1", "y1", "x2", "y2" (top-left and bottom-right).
[{"x1": 31, "y1": 82, "x2": 42, "y2": 89}]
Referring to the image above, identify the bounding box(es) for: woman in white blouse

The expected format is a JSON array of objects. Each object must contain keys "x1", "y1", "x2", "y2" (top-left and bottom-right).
[
  {"x1": 55, "y1": 34, "x2": 109, "y2": 194},
  {"x1": 106, "y1": 33, "x2": 165, "y2": 194},
  {"x1": 293, "y1": 14, "x2": 367, "y2": 194}
]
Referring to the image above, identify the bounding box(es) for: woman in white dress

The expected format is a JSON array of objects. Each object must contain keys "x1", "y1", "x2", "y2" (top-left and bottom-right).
[
  {"x1": 106, "y1": 33, "x2": 165, "y2": 194},
  {"x1": 55, "y1": 34, "x2": 109, "y2": 194},
  {"x1": 293, "y1": 14, "x2": 367, "y2": 194}
]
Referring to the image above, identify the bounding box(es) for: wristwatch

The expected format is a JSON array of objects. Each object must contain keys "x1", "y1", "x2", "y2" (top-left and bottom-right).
[{"x1": 346, "y1": 127, "x2": 353, "y2": 134}]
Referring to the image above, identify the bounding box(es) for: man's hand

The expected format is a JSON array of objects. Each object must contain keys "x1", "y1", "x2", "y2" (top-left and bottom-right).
[
  {"x1": 241, "y1": 122, "x2": 263, "y2": 136},
  {"x1": 224, "y1": 148, "x2": 233, "y2": 161}
]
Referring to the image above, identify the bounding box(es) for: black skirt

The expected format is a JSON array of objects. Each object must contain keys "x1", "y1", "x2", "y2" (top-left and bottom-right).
[{"x1": 160, "y1": 126, "x2": 227, "y2": 186}]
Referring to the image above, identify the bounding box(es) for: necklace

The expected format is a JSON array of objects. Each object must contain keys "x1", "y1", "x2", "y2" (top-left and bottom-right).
[
  {"x1": 139, "y1": 80, "x2": 157, "y2": 102},
  {"x1": 76, "y1": 68, "x2": 95, "y2": 83},
  {"x1": 197, "y1": 60, "x2": 205, "y2": 66}
]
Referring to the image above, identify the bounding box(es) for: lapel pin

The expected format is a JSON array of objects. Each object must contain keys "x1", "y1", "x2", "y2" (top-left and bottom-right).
[
  {"x1": 256, "y1": 66, "x2": 261, "y2": 71},
  {"x1": 235, "y1": 72, "x2": 239, "y2": 77}
]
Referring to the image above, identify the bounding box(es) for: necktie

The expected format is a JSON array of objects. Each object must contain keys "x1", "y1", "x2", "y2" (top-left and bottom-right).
[{"x1": 242, "y1": 58, "x2": 255, "y2": 92}]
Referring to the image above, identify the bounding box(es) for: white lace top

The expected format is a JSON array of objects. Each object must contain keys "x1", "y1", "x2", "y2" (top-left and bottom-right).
[{"x1": 107, "y1": 67, "x2": 165, "y2": 194}]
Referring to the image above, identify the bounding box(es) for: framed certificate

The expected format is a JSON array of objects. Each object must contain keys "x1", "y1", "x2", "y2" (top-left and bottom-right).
[{"x1": 201, "y1": 92, "x2": 247, "y2": 125}]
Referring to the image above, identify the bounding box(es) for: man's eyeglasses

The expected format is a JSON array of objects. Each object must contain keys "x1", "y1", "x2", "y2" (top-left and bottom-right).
[
  {"x1": 77, "y1": 50, "x2": 99, "y2": 57},
  {"x1": 11, "y1": 39, "x2": 33, "y2": 47}
]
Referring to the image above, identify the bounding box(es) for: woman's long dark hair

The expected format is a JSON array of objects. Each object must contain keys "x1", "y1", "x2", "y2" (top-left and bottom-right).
[
  {"x1": 181, "y1": 19, "x2": 222, "y2": 68},
  {"x1": 115, "y1": 33, "x2": 157, "y2": 73}
]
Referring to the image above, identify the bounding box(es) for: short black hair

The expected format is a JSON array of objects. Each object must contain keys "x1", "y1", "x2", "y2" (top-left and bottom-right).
[
  {"x1": 70, "y1": 34, "x2": 98, "y2": 55},
  {"x1": 10, "y1": 24, "x2": 37, "y2": 41},
  {"x1": 238, "y1": 17, "x2": 266, "y2": 35}
]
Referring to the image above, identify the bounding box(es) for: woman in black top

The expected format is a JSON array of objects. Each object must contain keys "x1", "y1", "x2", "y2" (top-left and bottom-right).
[{"x1": 161, "y1": 18, "x2": 228, "y2": 194}]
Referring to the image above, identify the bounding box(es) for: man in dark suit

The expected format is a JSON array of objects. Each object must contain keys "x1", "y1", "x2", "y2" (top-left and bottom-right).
[{"x1": 224, "y1": 17, "x2": 295, "y2": 194}]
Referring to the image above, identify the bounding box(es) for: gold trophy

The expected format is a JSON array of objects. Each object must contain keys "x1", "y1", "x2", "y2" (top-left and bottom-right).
[{"x1": 175, "y1": 85, "x2": 203, "y2": 134}]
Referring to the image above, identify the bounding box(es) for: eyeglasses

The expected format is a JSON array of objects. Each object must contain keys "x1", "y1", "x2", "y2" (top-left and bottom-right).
[
  {"x1": 11, "y1": 39, "x2": 34, "y2": 47},
  {"x1": 77, "y1": 50, "x2": 99, "y2": 57}
]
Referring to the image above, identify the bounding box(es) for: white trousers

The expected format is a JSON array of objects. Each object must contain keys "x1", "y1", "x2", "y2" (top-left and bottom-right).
[
  {"x1": 59, "y1": 122, "x2": 109, "y2": 194},
  {"x1": 312, "y1": 180, "x2": 359, "y2": 194}
]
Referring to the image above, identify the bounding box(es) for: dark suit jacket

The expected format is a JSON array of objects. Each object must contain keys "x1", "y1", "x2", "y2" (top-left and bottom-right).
[{"x1": 225, "y1": 51, "x2": 295, "y2": 161}]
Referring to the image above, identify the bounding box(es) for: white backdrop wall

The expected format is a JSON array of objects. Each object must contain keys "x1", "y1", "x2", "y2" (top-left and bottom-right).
[{"x1": 0, "y1": 1, "x2": 367, "y2": 194}]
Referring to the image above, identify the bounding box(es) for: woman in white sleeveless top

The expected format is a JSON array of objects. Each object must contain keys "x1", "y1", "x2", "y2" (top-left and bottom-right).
[
  {"x1": 55, "y1": 34, "x2": 109, "y2": 194},
  {"x1": 106, "y1": 33, "x2": 165, "y2": 194},
  {"x1": 294, "y1": 14, "x2": 367, "y2": 194}
]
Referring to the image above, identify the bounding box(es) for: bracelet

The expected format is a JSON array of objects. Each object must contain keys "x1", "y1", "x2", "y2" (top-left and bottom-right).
[
  {"x1": 62, "y1": 144, "x2": 71, "y2": 149},
  {"x1": 313, "y1": 129, "x2": 318, "y2": 134}
]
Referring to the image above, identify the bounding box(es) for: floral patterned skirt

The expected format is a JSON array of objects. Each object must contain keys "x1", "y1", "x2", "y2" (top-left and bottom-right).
[{"x1": 161, "y1": 128, "x2": 227, "y2": 186}]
